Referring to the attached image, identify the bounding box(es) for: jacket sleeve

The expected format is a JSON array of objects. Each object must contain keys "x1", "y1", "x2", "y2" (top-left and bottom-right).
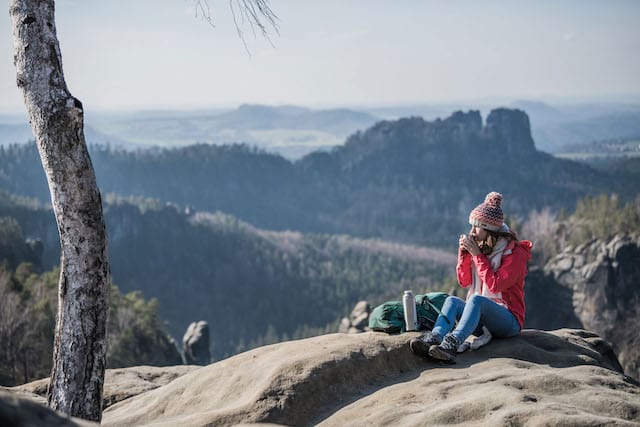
[
  {"x1": 456, "y1": 249, "x2": 473, "y2": 288},
  {"x1": 473, "y1": 248, "x2": 526, "y2": 293}
]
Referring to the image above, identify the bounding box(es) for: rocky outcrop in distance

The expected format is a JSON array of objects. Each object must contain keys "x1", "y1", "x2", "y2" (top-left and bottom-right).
[
  {"x1": 338, "y1": 300, "x2": 370, "y2": 334},
  {"x1": 182, "y1": 321, "x2": 211, "y2": 365},
  {"x1": 526, "y1": 233, "x2": 640, "y2": 381},
  {"x1": 3, "y1": 329, "x2": 639, "y2": 426}
]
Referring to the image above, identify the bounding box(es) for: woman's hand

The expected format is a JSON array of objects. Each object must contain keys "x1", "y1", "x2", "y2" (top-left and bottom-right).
[
  {"x1": 459, "y1": 234, "x2": 467, "y2": 253},
  {"x1": 459, "y1": 234, "x2": 481, "y2": 256}
]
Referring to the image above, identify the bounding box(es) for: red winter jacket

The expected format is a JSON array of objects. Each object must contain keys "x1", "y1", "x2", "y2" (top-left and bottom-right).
[{"x1": 456, "y1": 240, "x2": 533, "y2": 328}]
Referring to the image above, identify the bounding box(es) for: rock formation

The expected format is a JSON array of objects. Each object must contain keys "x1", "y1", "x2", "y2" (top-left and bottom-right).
[
  {"x1": 526, "y1": 233, "x2": 640, "y2": 381},
  {"x1": 182, "y1": 321, "x2": 211, "y2": 365},
  {"x1": 12, "y1": 365, "x2": 201, "y2": 410},
  {"x1": 338, "y1": 300, "x2": 370, "y2": 333},
  {"x1": 483, "y1": 108, "x2": 536, "y2": 156},
  {"x1": 1, "y1": 365, "x2": 199, "y2": 426},
  {"x1": 3, "y1": 329, "x2": 639, "y2": 425},
  {"x1": 98, "y1": 330, "x2": 640, "y2": 425},
  {"x1": 0, "y1": 388, "x2": 96, "y2": 427}
]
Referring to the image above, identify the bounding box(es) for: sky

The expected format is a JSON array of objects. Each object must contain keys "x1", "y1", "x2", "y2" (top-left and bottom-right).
[{"x1": 1, "y1": 0, "x2": 639, "y2": 114}]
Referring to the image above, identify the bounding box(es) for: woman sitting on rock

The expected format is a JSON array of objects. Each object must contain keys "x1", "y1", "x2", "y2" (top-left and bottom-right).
[{"x1": 410, "y1": 191, "x2": 532, "y2": 363}]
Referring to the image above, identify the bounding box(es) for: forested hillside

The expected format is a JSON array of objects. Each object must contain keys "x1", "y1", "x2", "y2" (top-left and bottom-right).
[
  {"x1": 1, "y1": 109, "x2": 635, "y2": 250},
  {"x1": 0, "y1": 216, "x2": 182, "y2": 386},
  {"x1": 0, "y1": 192, "x2": 454, "y2": 361}
]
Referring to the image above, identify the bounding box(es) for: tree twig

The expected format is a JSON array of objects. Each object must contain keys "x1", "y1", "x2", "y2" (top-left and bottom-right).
[{"x1": 193, "y1": 0, "x2": 279, "y2": 55}]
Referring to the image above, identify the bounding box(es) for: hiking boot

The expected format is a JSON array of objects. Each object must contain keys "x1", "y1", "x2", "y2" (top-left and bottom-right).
[
  {"x1": 428, "y1": 333, "x2": 459, "y2": 363},
  {"x1": 410, "y1": 331, "x2": 441, "y2": 357}
]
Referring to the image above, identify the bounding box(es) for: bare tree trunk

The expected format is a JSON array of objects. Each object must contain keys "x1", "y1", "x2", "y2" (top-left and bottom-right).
[{"x1": 10, "y1": 0, "x2": 110, "y2": 421}]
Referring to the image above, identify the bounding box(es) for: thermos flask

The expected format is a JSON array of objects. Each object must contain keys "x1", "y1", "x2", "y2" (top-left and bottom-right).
[{"x1": 403, "y1": 290, "x2": 418, "y2": 331}]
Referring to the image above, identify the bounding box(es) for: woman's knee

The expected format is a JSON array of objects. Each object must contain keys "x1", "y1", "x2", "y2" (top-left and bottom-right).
[
  {"x1": 467, "y1": 294, "x2": 491, "y2": 308},
  {"x1": 447, "y1": 295, "x2": 465, "y2": 304},
  {"x1": 442, "y1": 295, "x2": 463, "y2": 308},
  {"x1": 439, "y1": 296, "x2": 465, "y2": 324}
]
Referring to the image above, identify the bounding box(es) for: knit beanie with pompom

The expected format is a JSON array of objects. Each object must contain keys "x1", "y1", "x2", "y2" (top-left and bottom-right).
[{"x1": 469, "y1": 192, "x2": 504, "y2": 231}]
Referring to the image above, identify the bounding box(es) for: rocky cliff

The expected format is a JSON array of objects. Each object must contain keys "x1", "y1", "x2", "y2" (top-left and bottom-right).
[
  {"x1": 525, "y1": 234, "x2": 640, "y2": 381},
  {"x1": 3, "y1": 329, "x2": 639, "y2": 426},
  {"x1": 483, "y1": 108, "x2": 536, "y2": 157}
]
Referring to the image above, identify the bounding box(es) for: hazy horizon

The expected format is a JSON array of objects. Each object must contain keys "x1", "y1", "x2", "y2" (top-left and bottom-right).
[
  {"x1": 2, "y1": 95, "x2": 640, "y2": 118},
  {"x1": 1, "y1": 0, "x2": 639, "y2": 114}
]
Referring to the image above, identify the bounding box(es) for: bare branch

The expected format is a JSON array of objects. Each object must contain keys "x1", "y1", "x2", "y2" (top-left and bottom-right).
[
  {"x1": 238, "y1": 0, "x2": 279, "y2": 53},
  {"x1": 193, "y1": 0, "x2": 216, "y2": 28},
  {"x1": 193, "y1": 0, "x2": 279, "y2": 54}
]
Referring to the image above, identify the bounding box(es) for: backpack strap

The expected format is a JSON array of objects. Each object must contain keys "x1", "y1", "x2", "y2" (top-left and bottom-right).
[{"x1": 421, "y1": 295, "x2": 454, "y2": 327}]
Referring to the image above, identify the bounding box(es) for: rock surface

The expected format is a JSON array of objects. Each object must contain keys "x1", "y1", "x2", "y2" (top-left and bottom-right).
[
  {"x1": 2, "y1": 329, "x2": 638, "y2": 426},
  {"x1": 484, "y1": 108, "x2": 536, "y2": 156},
  {"x1": 182, "y1": 321, "x2": 211, "y2": 365},
  {"x1": 12, "y1": 365, "x2": 200, "y2": 410},
  {"x1": 93, "y1": 329, "x2": 639, "y2": 426},
  {"x1": 338, "y1": 300, "x2": 370, "y2": 333},
  {"x1": 526, "y1": 233, "x2": 640, "y2": 381},
  {"x1": 0, "y1": 389, "x2": 96, "y2": 427}
]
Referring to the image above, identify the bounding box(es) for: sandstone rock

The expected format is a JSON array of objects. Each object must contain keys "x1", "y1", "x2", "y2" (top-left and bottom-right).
[
  {"x1": 0, "y1": 389, "x2": 96, "y2": 426},
  {"x1": 338, "y1": 300, "x2": 370, "y2": 333},
  {"x1": 349, "y1": 301, "x2": 370, "y2": 329},
  {"x1": 484, "y1": 108, "x2": 536, "y2": 155},
  {"x1": 13, "y1": 365, "x2": 201, "y2": 410},
  {"x1": 337, "y1": 317, "x2": 350, "y2": 334},
  {"x1": 529, "y1": 233, "x2": 640, "y2": 381},
  {"x1": 101, "y1": 365, "x2": 201, "y2": 409},
  {"x1": 550, "y1": 253, "x2": 574, "y2": 274},
  {"x1": 100, "y1": 329, "x2": 639, "y2": 426},
  {"x1": 182, "y1": 321, "x2": 211, "y2": 365},
  {"x1": 446, "y1": 110, "x2": 483, "y2": 140},
  {"x1": 524, "y1": 268, "x2": 582, "y2": 331},
  {"x1": 3, "y1": 330, "x2": 638, "y2": 426}
]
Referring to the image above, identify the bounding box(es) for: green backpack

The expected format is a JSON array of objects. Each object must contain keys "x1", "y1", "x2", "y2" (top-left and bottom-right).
[{"x1": 368, "y1": 292, "x2": 449, "y2": 334}]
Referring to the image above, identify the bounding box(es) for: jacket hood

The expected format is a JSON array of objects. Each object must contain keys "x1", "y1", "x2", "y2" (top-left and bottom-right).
[
  {"x1": 517, "y1": 240, "x2": 533, "y2": 259},
  {"x1": 505, "y1": 239, "x2": 533, "y2": 259}
]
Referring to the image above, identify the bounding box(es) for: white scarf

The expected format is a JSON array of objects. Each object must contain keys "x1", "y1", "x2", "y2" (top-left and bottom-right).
[{"x1": 468, "y1": 234, "x2": 511, "y2": 307}]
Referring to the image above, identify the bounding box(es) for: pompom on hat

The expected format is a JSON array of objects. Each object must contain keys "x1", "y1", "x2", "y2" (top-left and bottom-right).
[{"x1": 469, "y1": 192, "x2": 504, "y2": 232}]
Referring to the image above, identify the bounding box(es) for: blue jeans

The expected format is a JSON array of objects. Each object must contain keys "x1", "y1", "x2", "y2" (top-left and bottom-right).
[{"x1": 431, "y1": 295, "x2": 520, "y2": 343}]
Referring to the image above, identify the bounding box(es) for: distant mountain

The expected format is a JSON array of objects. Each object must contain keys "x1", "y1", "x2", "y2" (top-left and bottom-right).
[
  {"x1": 83, "y1": 125, "x2": 139, "y2": 148},
  {"x1": 509, "y1": 100, "x2": 568, "y2": 124},
  {"x1": 193, "y1": 104, "x2": 379, "y2": 134},
  {"x1": 6, "y1": 102, "x2": 640, "y2": 157},
  {"x1": 82, "y1": 105, "x2": 380, "y2": 159},
  {"x1": 1, "y1": 109, "x2": 635, "y2": 250},
  {"x1": 500, "y1": 101, "x2": 640, "y2": 152},
  {"x1": 533, "y1": 111, "x2": 640, "y2": 152},
  {"x1": 365, "y1": 100, "x2": 640, "y2": 153},
  {"x1": 0, "y1": 105, "x2": 380, "y2": 159},
  {"x1": 0, "y1": 119, "x2": 142, "y2": 149}
]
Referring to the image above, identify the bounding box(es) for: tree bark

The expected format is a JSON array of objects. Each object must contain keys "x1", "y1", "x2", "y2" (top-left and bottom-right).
[{"x1": 10, "y1": 0, "x2": 110, "y2": 421}]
